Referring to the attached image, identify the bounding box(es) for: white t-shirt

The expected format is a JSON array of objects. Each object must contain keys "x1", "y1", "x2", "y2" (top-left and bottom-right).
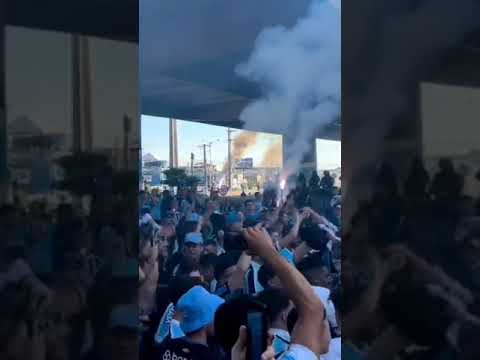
[
  {"x1": 313, "y1": 286, "x2": 338, "y2": 329},
  {"x1": 321, "y1": 337, "x2": 341, "y2": 360},
  {"x1": 280, "y1": 344, "x2": 317, "y2": 360}
]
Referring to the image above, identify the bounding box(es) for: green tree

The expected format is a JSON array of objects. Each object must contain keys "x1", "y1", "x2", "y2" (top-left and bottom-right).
[
  {"x1": 185, "y1": 175, "x2": 201, "y2": 189},
  {"x1": 163, "y1": 168, "x2": 187, "y2": 188},
  {"x1": 55, "y1": 152, "x2": 112, "y2": 196}
]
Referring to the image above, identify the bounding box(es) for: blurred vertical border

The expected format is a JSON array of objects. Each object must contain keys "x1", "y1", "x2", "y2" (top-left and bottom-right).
[{"x1": 1, "y1": 1, "x2": 139, "y2": 360}]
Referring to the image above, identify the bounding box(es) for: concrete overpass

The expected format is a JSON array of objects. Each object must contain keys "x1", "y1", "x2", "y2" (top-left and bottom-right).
[
  {"x1": 140, "y1": 0, "x2": 340, "y2": 140},
  {"x1": 3, "y1": 0, "x2": 479, "y2": 200},
  {"x1": 140, "y1": 0, "x2": 340, "y2": 174}
]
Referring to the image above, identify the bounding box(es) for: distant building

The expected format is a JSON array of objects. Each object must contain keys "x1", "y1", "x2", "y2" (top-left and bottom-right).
[
  {"x1": 8, "y1": 116, "x2": 67, "y2": 193},
  {"x1": 231, "y1": 166, "x2": 281, "y2": 191},
  {"x1": 142, "y1": 154, "x2": 168, "y2": 186}
]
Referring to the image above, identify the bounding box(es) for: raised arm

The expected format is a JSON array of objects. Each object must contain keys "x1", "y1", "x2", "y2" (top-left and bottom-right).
[
  {"x1": 228, "y1": 251, "x2": 252, "y2": 291},
  {"x1": 279, "y1": 210, "x2": 310, "y2": 249},
  {"x1": 243, "y1": 225, "x2": 330, "y2": 355}
]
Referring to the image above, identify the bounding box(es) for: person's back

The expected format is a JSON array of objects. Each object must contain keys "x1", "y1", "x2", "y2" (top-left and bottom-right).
[
  {"x1": 431, "y1": 159, "x2": 463, "y2": 201},
  {"x1": 156, "y1": 286, "x2": 224, "y2": 360},
  {"x1": 404, "y1": 159, "x2": 430, "y2": 199},
  {"x1": 320, "y1": 172, "x2": 334, "y2": 191},
  {"x1": 155, "y1": 337, "x2": 214, "y2": 360}
]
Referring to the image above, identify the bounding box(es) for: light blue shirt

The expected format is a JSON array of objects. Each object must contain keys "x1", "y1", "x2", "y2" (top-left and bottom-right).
[
  {"x1": 155, "y1": 303, "x2": 186, "y2": 344},
  {"x1": 280, "y1": 344, "x2": 317, "y2": 360},
  {"x1": 279, "y1": 248, "x2": 295, "y2": 265},
  {"x1": 272, "y1": 329, "x2": 291, "y2": 358}
]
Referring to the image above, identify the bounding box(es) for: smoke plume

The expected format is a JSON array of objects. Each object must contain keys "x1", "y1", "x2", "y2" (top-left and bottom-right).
[
  {"x1": 232, "y1": 131, "x2": 259, "y2": 160},
  {"x1": 236, "y1": 0, "x2": 340, "y2": 176},
  {"x1": 261, "y1": 139, "x2": 283, "y2": 168}
]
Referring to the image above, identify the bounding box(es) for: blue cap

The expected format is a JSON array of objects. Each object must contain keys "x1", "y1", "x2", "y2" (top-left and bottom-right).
[
  {"x1": 185, "y1": 232, "x2": 203, "y2": 245},
  {"x1": 226, "y1": 212, "x2": 242, "y2": 225},
  {"x1": 177, "y1": 286, "x2": 224, "y2": 334}
]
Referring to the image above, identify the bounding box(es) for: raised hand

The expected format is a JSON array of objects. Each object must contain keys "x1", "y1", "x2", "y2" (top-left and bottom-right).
[
  {"x1": 242, "y1": 224, "x2": 276, "y2": 257},
  {"x1": 231, "y1": 326, "x2": 275, "y2": 360}
]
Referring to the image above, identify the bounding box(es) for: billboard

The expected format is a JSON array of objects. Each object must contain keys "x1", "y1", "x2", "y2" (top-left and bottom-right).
[{"x1": 235, "y1": 158, "x2": 253, "y2": 169}]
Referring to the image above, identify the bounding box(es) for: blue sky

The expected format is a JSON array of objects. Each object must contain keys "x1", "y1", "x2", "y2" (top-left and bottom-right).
[
  {"x1": 141, "y1": 115, "x2": 282, "y2": 168},
  {"x1": 141, "y1": 115, "x2": 341, "y2": 171}
]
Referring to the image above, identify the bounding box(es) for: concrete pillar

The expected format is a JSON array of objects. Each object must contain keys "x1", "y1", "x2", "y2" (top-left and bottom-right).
[
  {"x1": 71, "y1": 34, "x2": 93, "y2": 153},
  {"x1": 169, "y1": 118, "x2": 178, "y2": 168},
  {"x1": 71, "y1": 34, "x2": 81, "y2": 153}
]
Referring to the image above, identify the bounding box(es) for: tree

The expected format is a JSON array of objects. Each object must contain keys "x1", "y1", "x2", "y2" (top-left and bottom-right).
[
  {"x1": 185, "y1": 175, "x2": 201, "y2": 189},
  {"x1": 163, "y1": 168, "x2": 187, "y2": 188},
  {"x1": 55, "y1": 152, "x2": 112, "y2": 196}
]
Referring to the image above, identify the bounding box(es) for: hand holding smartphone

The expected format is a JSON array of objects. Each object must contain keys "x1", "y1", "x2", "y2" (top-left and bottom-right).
[{"x1": 247, "y1": 310, "x2": 268, "y2": 360}]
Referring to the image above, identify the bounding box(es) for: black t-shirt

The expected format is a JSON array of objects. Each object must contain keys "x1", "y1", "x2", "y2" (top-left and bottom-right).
[{"x1": 155, "y1": 337, "x2": 215, "y2": 360}]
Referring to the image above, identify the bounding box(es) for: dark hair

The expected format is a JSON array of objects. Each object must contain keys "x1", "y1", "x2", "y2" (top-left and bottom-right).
[
  {"x1": 214, "y1": 295, "x2": 268, "y2": 352},
  {"x1": 199, "y1": 253, "x2": 217, "y2": 269},
  {"x1": 296, "y1": 252, "x2": 328, "y2": 282},
  {"x1": 183, "y1": 221, "x2": 199, "y2": 233},
  {"x1": 255, "y1": 288, "x2": 290, "y2": 323},
  {"x1": 223, "y1": 232, "x2": 248, "y2": 252},
  {"x1": 167, "y1": 276, "x2": 203, "y2": 305},
  {"x1": 299, "y1": 224, "x2": 329, "y2": 250},
  {"x1": 257, "y1": 263, "x2": 276, "y2": 289},
  {"x1": 203, "y1": 239, "x2": 218, "y2": 248},
  {"x1": 210, "y1": 213, "x2": 226, "y2": 232},
  {"x1": 287, "y1": 307, "x2": 299, "y2": 333},
  {"x1": 176, "y1": 220, "x2": 199, "y2": 246},
  {"x1": 214, "y1": 252, "x2": 241, "y2": 281}
]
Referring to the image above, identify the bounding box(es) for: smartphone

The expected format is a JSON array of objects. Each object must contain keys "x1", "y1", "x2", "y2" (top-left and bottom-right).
[{"x1": 247, "y1": 311, "x2": 268, "y2": 360}]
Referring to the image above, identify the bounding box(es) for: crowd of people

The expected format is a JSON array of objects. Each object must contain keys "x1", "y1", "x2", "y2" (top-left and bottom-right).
[
  {"x1": 138, "y1": 170, "x2": 342, "y2": 360},
  {"x1": 343, "y1": 157, "x2": 480, "y2": 360},
  {"x1": 0, "y1": 192, "x2": 139, "y2": 360},
  {"x1": 6, "y1": 154, "x2": 478, "y2": 360}
]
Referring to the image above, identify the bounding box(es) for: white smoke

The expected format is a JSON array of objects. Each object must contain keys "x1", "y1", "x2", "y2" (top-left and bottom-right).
[
  {"x1": 343, "y1": 0, "x2": 480, "y2": 220},
  {"x1": 236, "y1": 0, "x2": 340, "y2": 176}
]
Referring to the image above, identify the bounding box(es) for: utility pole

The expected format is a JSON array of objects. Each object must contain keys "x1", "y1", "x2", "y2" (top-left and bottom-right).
[
  {"x1": 207, "y1": 142, "x2": 213, "y2": 190},
  {"x1": 202, "y1": 144, "x2": 208, "y2": 194},
  {"x1": 208, "y1": 143, "x2": 212, "y2": 168},
  {"x1": 190, "y1": 152, "x2": 194, "y2": 176},
  {"x1": 227, "y1": 128, "x2": 235, "y2": 189}
]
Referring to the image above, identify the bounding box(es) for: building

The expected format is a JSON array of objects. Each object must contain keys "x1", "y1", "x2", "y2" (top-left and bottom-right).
[
  {"x1": 231, "y1": 166, "x2": 282, "y2": 192},
  {"x1": 142, "y1": 153, "x2": 168, "y2": 187},
  {"x1": 8, "y1": 116, "x2": 67, "y2": 194}
]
